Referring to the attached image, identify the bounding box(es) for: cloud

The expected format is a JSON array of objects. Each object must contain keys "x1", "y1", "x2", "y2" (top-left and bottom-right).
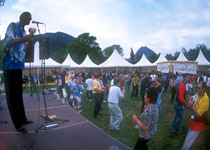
[{"x1": 1, "y1": 0, "x2": 210, "y2": 58}]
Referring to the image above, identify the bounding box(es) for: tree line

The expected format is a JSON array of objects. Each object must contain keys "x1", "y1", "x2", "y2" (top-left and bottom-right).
[{"x1": 0, "y1": 33, "x2": 210, "y2": 69}]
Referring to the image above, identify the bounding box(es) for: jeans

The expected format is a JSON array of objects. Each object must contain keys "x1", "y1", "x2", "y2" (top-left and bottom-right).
[
  {"x1": 140, "y1": 90, "x2": 145, "y2": 113},
  {"x1": 157, "y1": 90, "x2": 163, "y2": 111},
  {"x1": 182, "y1": 129, "x2": 200, "y2": 150},
  {"x1": 125, "y1": 80, "x2": 131, "y2": 91},
  {"x1": 65, "y1": 84, "x2": 70, "y2": 99},
  {"x1": 86, "y1": 90, "x2": 92, "y2": 100},
  {"x1": 108, "y1": 103, "x2": 123, "y2": 129},
  {"x1": 170, "y1": 100, "x2": 184, "y2": 133}
]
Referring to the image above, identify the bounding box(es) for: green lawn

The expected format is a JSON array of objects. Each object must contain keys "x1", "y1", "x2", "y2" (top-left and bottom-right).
[
  {"x1": 22, "y1": 83, "x2": 210, "y2": 150},
  {"x1": 80, "y1": 84, "x2": 210, "y2": 150}
]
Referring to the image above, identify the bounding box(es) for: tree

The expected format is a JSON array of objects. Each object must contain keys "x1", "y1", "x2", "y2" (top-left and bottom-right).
[
  {"x1": 103, "y1": 44, "x2": 123, "y2": 58},
  {"x1": 66, "y1": 33, "x2": 105, "y2": 64},
  {"x1": 182, "y1": 47, "x2": 199, "y2": 61},
  {"x1": 52, "y1": 50, "x2": 65, "y2": 63},
  {"x1": 130, "y1": 47, "x2": 135, "y2": 61},
  {"x1": 148, "y1": 53, "x2": 159, "y2": 63},
  {"x1": 165, "y1": 51, "x2": 179, "y2": 60}
]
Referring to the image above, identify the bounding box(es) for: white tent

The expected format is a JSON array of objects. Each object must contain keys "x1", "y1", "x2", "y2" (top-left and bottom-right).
[
  {"x1": 176, "y1": 51, "x2": 188, "y2": 61},
  {"x1": 99, "y1": 50, "x2": 132, "y2": 67},
  {"x1": 153, "y1": 53, "x2": 168, "y2": 65},
  {"x1": 45, "y1": 58, "x2": 61, "y2": 68},
  {"x1": 195, "y1": 50, "x2": 210, "y2": 66},
  {"x1": 133, "y1": 54, "x2": 153, "y2": 67},
  {"x1": 79, "y1": 55, "x2": 99, "y2": 68},
  {"x1": 61, "y1": 54, "x2": 80, "y2": 68}
]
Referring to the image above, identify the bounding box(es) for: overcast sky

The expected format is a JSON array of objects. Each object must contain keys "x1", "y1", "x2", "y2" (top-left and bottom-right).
[{"x1": 0, "y1": 0, "x2": 210, "y2": 57}]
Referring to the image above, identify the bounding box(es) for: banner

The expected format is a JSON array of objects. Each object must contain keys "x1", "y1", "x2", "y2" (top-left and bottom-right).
[
  {"x1": 157, "y1": 63, "x2": 170, "y2": 73},
  {"x1": 173, "y1": 63, "x2": 196, "y2": 74}
]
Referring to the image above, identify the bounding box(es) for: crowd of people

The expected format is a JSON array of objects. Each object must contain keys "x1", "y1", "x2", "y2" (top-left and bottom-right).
[
  {"x1": 53, "y1": 69, "x2": 210, "y2": 150},
  {"x1": 2, "y1": 11, "x2": 209, "y2": 149}
]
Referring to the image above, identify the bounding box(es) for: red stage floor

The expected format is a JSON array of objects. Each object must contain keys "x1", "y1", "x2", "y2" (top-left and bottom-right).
[{"x1": 0, "y1": 94, "x2": 130, "y2": 150}]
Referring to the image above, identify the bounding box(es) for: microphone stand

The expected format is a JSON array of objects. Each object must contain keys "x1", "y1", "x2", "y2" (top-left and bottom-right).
[{"x1": 34, "y1": 23, "x2": 68, "y2": 132}]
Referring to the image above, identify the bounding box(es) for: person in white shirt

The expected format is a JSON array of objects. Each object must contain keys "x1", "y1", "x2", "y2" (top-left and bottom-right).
[
  {"x1": 150, "y1": 71, "x2": 156, "y2": 81},
  {"x1": 110, "y1": 75, "x2": 116, "y2": 86},
  {"x1": 68, "y1": 75, "x2": 75, "y2": 106},
  {"x1": 107, "y1": 79, "x2": 125, "y2": 130},
  {"x1": 85, "y1": 74, "x2": 93, "y2": 102}
]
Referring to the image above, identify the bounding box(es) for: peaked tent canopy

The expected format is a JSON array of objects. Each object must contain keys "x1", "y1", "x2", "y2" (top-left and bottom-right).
[
  {"x1": 195, "y1": 50, "x2": 210, "y2": 66},
  {"x1": 176, "y1": 51, "x2": 188, "y2": 61},
  {"x1": 61, "y1": 54, "x2": 81, "y2": 68},
  {"x1": 133, "y1": 54, "x2": 153, "y2": 67},
  {"x1": 45, "y1": 58, "x2": 62, "y2": 68},
  {"x1": 99, "y1": 50, "x2": 132, "y2": 67},
  {"x1": 153, "y1": 53, "x2": 168, "y2": 65},
  {"x1": 79, "y1": 55, "x2": 100, "y2": 68}
]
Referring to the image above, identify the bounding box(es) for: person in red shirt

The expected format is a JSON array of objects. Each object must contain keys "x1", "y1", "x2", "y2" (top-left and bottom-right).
[{"x1": 169, "y1": 74, "x2": 191, "y2": 136}]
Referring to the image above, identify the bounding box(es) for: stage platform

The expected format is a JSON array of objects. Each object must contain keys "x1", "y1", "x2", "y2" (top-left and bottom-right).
[{"x1": 0, "y1": 93, "x2": 130, "y2": 150}]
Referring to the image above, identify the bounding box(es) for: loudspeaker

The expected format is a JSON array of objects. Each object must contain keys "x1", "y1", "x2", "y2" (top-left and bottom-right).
[
  {"x1": 25, "y1": 46, "x2": 34, "y2": 63},
  {"x1": 39, "y1": 37, "x2": 50, "y2": 60}
]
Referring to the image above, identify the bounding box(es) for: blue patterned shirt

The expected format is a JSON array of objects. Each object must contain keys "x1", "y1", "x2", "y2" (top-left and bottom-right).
[{"x1": 2, "y1": 22, "x2": 26, "y2": 71}]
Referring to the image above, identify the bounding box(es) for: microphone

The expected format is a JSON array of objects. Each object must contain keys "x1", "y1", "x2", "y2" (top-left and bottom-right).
[{"x1": 32, "y1": 21, "x2": 44, "y2": 24}]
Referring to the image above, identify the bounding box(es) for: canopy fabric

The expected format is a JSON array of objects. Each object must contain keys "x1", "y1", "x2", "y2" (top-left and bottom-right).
[
  {"x1": 99, "y1": 50, "x2": 132, "y2": 67},
  {"x1": 79, "y1": 55, "x2": 100, "y2": 68},
  {"x1": 176, "y1": 51, "x2": 188, "y2": 61},
  {"x1": 133, "y1": 54, "x2": 153, "y2": 67},
  {"x1": 61, "y1": 54, "x2": 80, "y2": 68},
  {"x1": 153, "y1": 53, "x2": 168, "y2": 65},
  {"x1": 44, "y1": 58, "x2": 61, "y2": 68},
  {"x1": 195, "y1": 50, "x2": 210, "y2": 66}
]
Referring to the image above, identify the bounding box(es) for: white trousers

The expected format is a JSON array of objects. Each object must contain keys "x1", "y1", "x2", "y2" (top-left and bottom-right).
[{"x1": 182, "y1": 129, "x2": 200, "y2": 150}]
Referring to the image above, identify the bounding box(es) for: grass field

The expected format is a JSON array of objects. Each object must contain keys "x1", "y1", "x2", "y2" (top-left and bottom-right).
[
  {"x1": 22, "y1": 82, "x2": 210, "y2": 150},
  {"x1": 80, "y1": 84, "x2": 210, "y2": 150}
]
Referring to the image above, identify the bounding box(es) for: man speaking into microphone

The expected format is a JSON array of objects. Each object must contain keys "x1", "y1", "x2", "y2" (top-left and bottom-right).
[{"x1": 2, "y1": 12, "x2": 34, "y2": 133}]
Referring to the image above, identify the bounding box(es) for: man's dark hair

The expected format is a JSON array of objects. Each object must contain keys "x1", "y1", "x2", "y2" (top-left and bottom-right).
[
  {"x1": 20, "y1": 12, "x2": 31, "y2": 21},
  {"x1": 146, "y1": 87, "x2": 158, "y2": 104},
  {"x1": 114, "y1": 79, "x2": 120, "y2": 86}
]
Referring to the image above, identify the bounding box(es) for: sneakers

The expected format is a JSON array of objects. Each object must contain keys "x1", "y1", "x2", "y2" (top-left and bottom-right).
[
  {"x1": 89, "y1": 99, "x2": 92, "y2": 102},
  {"x1": 103, "y1": 100, "x2": 106, "y2": 103},
  {"x1": 109, "y1": 127, "x2": 120, "y2": 131}
]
